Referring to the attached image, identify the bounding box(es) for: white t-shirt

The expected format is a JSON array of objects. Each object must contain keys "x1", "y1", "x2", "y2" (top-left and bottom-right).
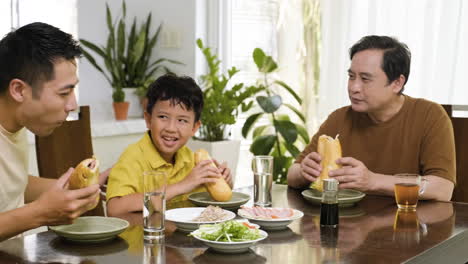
[{"x1": 0, "y1": 124, "x2": 28, "y2": 213}]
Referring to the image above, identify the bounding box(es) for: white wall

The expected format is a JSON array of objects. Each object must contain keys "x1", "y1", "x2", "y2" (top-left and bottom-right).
[{"x1": 77, "y1": 0, "x2": 206, "y2": 121}]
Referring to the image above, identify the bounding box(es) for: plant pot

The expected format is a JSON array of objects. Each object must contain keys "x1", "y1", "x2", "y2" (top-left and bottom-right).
[
  {"x1": 113, "y1": 101, "x2": 130, "y2": 120},
  {"x1": 187, "y1": 139, "x2": 241, "y2": 184},
  {"x1": 123, "y1": 88, "x2": 143, "y2": 118}
]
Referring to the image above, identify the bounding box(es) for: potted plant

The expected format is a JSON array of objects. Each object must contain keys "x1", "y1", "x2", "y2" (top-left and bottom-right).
[
  {"x1": 80, "y1": 0, "x2": 182, "y2": 120},
  {"x1": 187, "y1": 39, "x2": 262, "y2": 178},
  {"x1": 242, "y1": 48, "x2": 310, "y2": 184}
]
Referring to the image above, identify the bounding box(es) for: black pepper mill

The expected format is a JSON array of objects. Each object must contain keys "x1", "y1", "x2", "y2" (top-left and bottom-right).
[{"x1": 320, "y1": 178, "x2": 339, "y2": 227}]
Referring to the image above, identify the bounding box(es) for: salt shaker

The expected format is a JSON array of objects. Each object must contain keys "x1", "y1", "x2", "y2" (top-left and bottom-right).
[{"x1": 320, "y1": 178, "x2": 339, "y2": 227}]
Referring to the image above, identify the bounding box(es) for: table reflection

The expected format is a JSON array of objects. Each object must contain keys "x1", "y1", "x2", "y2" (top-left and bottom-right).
[
  {"x1": 193, "y1": 248, "x2": 267, "y2": 264},
  {"x1": 299, "y1": 196, "x2": 454, "y2": 261},
  {"x1": 143, "y1": 238, "x2": 165, "y2": 264}
]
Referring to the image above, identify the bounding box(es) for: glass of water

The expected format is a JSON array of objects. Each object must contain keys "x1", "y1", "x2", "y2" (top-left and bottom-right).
[
  {"x1": 252, "y1": 156, "x2": 274, "y2": 207},
  {"x1": 143, "y1": 170, "x2": 167, "y2": 241}
]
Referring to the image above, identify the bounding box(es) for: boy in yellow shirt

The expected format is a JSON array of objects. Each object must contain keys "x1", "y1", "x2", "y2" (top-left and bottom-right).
[{"x1": 106, "y1": 74, "x2": 233, "y2": 216}]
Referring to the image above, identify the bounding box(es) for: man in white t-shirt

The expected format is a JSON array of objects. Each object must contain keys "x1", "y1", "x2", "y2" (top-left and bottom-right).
[{"x1": 0, "y1": 22, "x2": 102, "y2": 241}]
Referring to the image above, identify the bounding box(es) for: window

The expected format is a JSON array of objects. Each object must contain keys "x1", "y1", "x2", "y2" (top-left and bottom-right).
[
  {"x1": 0, "y1": 0, "x2": 77, "y2": 36},
  {"x1": 223, "y1": 0, "x2": 280, "y2": 187}
]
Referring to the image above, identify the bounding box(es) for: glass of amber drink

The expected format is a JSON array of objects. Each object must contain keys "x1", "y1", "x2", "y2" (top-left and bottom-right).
[{"x1": 394, "y1": 174, "x2": 427, "y2": 211}]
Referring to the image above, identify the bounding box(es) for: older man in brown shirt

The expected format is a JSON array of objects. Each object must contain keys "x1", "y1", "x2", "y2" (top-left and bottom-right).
[{"x1": 287, "y1": 36, "x2": 455, "y2": 201}]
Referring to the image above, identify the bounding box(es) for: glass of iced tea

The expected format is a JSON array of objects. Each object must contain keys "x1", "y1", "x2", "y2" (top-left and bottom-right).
[{"x1": 394, "y1": 174, "x2": 427, "y2": 211}]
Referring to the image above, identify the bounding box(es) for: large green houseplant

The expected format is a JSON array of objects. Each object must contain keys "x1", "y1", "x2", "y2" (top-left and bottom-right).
[
  {"x1": 80, "y1": 1, "x2": 181, "y2": 117},
  {"x1": 242, "y1": 48, "x2": 310, "y2": 184},
  {"x1": 196, "y1": 39, "x2": 262, "y2": 141}
]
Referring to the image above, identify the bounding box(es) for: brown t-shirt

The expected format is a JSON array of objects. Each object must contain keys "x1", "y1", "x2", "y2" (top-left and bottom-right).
[{"x1": 296, "y1": 95, "x2": 456, "y2": 183}]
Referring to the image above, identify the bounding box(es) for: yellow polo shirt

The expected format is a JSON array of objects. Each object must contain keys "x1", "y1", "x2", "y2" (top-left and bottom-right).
[{"x1": 106, "y1": 132, "x2": 206, "y2": 209}]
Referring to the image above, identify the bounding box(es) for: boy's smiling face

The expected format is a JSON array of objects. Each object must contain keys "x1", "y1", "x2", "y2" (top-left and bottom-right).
[{"x1": 144, "y1": 99, "x2": 200, "y2": 163}]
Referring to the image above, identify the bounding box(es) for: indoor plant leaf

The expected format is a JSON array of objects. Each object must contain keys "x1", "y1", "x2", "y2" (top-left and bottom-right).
[
  {"x1": 80, "y1": 0, "x2": 182, "y2": 103},
  {"x1": 273, "y1": 119, "x2": 298, "y2": 143},
  {"x1": 253, "y1": 48, "x2": 278, "y2": 73},
  {"x1": 244, "y1": 47, "x2": 308, "y2": 184},
  {"x1": 242, "y1": 113, "x2": 263, "y2": 138},
  {"x1": 284, "y1": 142, "x2": 301, "y2": 158},
  {"x1": 253, "y1": 125, "x2": 269, "y2": 138},
  {"x1": 274, "y1": 80, "x2": 302, "y2": 105},
  {"x1": 295, "y1": 124, "x2": 310, "y2": 144},
  {"x1": 250, "y1": 135, "x2": 276, "y2": 155},
  {"x1": 273, "y1": 156, "x2": 294, "y2": 184},
  {"x1": 284, "y1": 103, "x2": 306, "y2": 123},
  {"x1": 257, "y1": 95, "x2": 282, "y2": 113},
  {"x1": 196, "y1": 39, "x2": 261, "y2": 141}
]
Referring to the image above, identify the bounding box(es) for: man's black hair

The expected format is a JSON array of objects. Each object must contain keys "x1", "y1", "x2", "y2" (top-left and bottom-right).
[
  {"x1": 0, "y1": 22, "x2": 82, "y2": 97},
  {"x1": 349, "y1": 35, "x2": 411, "y2": 93}
]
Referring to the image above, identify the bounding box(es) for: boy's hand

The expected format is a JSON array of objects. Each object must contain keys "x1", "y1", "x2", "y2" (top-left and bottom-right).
[
  {"x1": 177, "y1": 160, "x2": 221, "y2": 194},
  {"x1": 214, "y1": 159, "x2": 233, "y2": 188}
]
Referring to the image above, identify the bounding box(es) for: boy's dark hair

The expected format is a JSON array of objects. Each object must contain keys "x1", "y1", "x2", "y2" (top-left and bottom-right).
[
  {"x1": 0, "y1": 22, "x2": 82, "y2": 97},
  {"x1": 349, "y1": 35, "x2": 411, "y2": 94},
  {"x1": 146, "y1": 73, "x2": 204, "y2": 122}
]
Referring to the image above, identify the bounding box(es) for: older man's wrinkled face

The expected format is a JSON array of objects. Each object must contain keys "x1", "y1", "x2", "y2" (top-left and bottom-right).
[
  {"x1": 347, "y1": 49, "x2": 401, "y2": 114},
  {"x1": 19, "y1": 59, "x2": 78, "y2": 136}
]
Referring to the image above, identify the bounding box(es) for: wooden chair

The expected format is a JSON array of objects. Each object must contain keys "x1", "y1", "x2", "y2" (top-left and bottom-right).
[
  {"x1": 442, "y1": 105, "x2": 468, "y2": 203},
  {"x1": 35, "y1": 105, "x2": 105, "y2": 216}
]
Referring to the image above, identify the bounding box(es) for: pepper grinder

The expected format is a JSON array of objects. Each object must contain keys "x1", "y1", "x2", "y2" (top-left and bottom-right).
[{"x1": 320, "y1": 178, "x2": 339, "y2": 227}]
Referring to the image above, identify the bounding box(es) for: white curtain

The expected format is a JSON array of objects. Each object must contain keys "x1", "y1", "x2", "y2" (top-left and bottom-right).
[{"x1": 318, "y1": 0, "x2": 468, "y2": 122}]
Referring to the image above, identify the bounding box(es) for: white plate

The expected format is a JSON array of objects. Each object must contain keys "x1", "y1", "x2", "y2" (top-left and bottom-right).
[
  {"x1": 192, "y1": 229, "x2": 268, "y2": 254},
  {"x1": 49, "y1": 216, "x2": 129, "y2": 243},
  {"x1": 166, "y1": 207, "x2": 236, "y2": 232},
  {"x1": 237, "y1": 208, "x2": 304, "y2": 231}
]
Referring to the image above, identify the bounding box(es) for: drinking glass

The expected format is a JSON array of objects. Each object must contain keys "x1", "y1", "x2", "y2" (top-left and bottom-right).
[
  {"x1": 252, "y1": 156, "x2": 274, "y2": 207},
  {"x1": 143, "y1": 237, "x2": 165, "y2": 264},
  {"x1": 394, "y1": 173, "x2": 427, "y2": 211},
  {"x1": 143, "y1": 170, "x2": 167, "y2": 240}
]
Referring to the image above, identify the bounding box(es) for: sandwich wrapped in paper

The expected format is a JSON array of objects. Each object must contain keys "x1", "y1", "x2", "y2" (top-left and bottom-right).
[
  {"x1": 194, "y1": 149, "x2": 232, "y2": 202},
  {"x1": 310, "y1": 135, "x2": 342, "y2": 192}
]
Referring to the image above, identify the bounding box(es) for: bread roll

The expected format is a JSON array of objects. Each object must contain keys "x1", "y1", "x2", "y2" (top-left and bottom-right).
[
  {"x1": 69, "y1": 157, "x2": 100, "y2": 209},
  {"x1": 194, "y1": 149, "x2": 232, "y2": 202},
  {"x1": 310, "y1": 135, "x2": 342, "y2": 192}
]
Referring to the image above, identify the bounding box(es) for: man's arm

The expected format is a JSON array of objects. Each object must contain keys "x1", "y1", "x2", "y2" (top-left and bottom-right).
[
  {"x1": 0, "y1": 169, "x2": 100, "y2": 241},
  {"x1": 330, "y1": 157, "x2": 454, "y2": 201},
  {"x1": 0, "y1": 203, "x2": 45, "y2": 241},
  {"x1": 24, "y1": 176, "x2": 56, "y2": 203},
  {"x1": 366, "y1": 172, "x2": 454, "y2": 201}
]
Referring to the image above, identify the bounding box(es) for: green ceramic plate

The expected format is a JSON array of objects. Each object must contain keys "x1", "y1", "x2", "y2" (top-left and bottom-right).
[
  {"x1": 49, "y1": 216, "x2": 129, "y2": 243},
  {"x1": 188, "y1": 192, "x2": 250, "y2": 211},
  {"x1": 301, "y1": 189, "x2": 366, "y2": 208}
]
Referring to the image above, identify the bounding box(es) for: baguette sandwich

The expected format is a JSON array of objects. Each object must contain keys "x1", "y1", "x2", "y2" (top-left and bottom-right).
[
  {"x1": 194, "y1": 149, "x2": 232, "y2": 202},
  {"x1": 69, "y1": 157, "x2": 100, "y2": 210},
  {"x1": 310, "y1": 135, "x2": 342, "y2": 192}
]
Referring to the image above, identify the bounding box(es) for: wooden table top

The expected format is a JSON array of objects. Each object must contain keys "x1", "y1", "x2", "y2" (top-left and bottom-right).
[{"x1": 1, "y1": 184, "x2": 468, "y2": 264}]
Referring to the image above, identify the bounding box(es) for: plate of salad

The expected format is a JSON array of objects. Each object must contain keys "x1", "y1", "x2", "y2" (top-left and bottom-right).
[{"x1": 190, "y1": 220, "x2": 268, "y2": 254}]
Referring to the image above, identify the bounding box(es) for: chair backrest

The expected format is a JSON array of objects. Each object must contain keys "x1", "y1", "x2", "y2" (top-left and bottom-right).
[
  {"x1": 442, "y1": 105, "x2": 468, "y2": 202},
  {"x1": 35, "y1": 105, "x2": 105, "y2": 216}
]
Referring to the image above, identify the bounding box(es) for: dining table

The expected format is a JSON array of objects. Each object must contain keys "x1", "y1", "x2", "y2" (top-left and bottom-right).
[{"x1": 1, "y1": 184, "x2": 468, "y2": 264}]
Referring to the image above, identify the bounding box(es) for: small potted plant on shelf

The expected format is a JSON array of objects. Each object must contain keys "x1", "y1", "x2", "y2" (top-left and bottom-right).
[
  {"x1": 242, "y1": 48, "x2": 310, "y2": 184},
  {"x1": 80, "y1": 0, "x2": 182, "y2": 120},
  {"x1": 187, "y1": 39, "x2": 262, "y2": 177}
]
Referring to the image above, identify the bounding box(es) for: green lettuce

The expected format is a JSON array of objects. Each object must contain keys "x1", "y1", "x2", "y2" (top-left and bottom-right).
[{"x1": 191, "y1": 220, "x2": 262, "y2": 242}]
